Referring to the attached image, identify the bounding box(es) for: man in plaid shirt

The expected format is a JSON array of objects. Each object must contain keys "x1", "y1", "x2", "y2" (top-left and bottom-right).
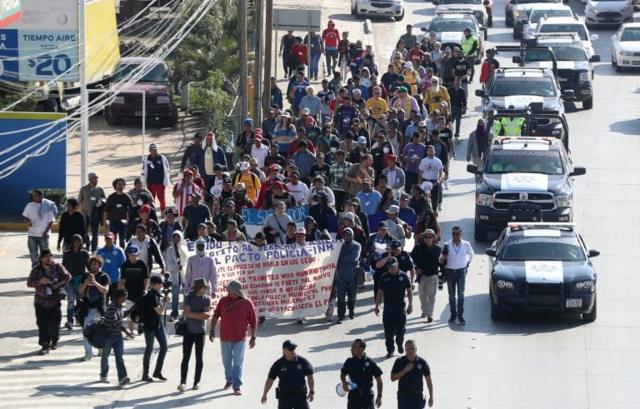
[{"x1": 328, "y1": 149, "x2": 352, "y2": 211}]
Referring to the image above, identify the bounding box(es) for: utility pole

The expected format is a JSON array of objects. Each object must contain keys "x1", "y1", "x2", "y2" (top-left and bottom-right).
[
  {"x1": 253, "y1": 0, "x2": 264, "y2": 123},
  {"x1": 79, "y1": 0, "x2": 88, "y2": 185},
  {"x1": 262, "y1": 0, "x2": 273, "y2": 114},
  {"x1": 239, "y1": 0, "x2": 249, "y2": 119}
]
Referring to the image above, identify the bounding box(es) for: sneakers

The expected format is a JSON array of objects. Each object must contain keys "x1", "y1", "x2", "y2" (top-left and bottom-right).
[
  {"x1": 443, "y1": 180, "x2": 449, "y2": 190},
  {"x1": 258, "y1": 316, "x2": 266, "y2": 325},
  {"x1": 98, "y1": 376, "x2": 109, "y2": 383},
  {"x1": 153, "y1": 373, "x2": 167, "y2": 381},
  {"x1": 296, "y1": 318, "x2": 304, "y2": 325},
  {"x1": 336, "y1": 319, "x2": 343, "y2": 324},
  {"x1": 233, "y1": 388, "x2": 242, "y2": 396},
  {"x1": 50, "y1": 343, "x2": 58, "y2": 350},
  {"x1": 193, "y1": 384, "x2": 199, "y2": 391},
  {"x1": 142, "y1": 376, "x2": 154, "y2": 382},
  {"x1": 421, "y1": 313, "x2": 426, "y2": 318},
  {"x1": 438, "y1": 204, "x2": 443, "y2": 212},
  {"x1": 385, "y1": 352, "x2": 394, "y2": 359},
  {"x1": 448, "y1": 315, "x2": 456, "y2": 323},
  {"x1": 348, "y1": 311, "x2": 355, "y2": 320},
  {"x1": 458, "y1": 316, "x2": 466, "y2": 325},
  {"x1": 118, "y1": 377, "x2": 130, "y2": 388},
  {"x1": 65, "y1": 321, "x2": 73, "y2": 330},
  {"x1": 177, "y1": 384, "x2": 186, "y2": 393},
  {"x1": 39, "y1": 347, "x2": 50, "y2": 356},
  {"x1": 427, "y1": 316, "x2": 434, "y2": 323},
  {"x1": 82, "y1": 353, "x2": 92, "y2": 362},
  {"x1": 223, "y1": 382, "x2": 232, "y2": 390}
]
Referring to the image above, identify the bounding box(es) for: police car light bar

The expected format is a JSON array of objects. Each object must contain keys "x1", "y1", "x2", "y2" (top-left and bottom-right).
[
  {"x1": 508, "y1": 222, "x2": 575, "y2": 232},
  {"x1": 496, "y1": 137, "x2": 554, "y2": 145}
]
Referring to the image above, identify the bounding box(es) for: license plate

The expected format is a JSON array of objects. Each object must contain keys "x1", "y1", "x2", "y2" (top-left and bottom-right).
[
  {"x1": 134, "y1": 111, "x2": 143, "y2": 117},
  {"x1": 566, "y1": 298, "x2": 582, "y2": 308}
]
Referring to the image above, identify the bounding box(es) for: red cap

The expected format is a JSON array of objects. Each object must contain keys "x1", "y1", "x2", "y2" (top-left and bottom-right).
[
  {"x1": 305, "y1": 115, "x2": 315, "y2": 125},
  {"x1": 105, "y1": 232, "x2": 115, "y2": 239},
  {"x1": 183, "y1": 169, "x2": 193, "y2": 176},
  {"x1": 271, "y1": 181, "x2": 287, "y2": 191},
  {"x1": 387, "y1": 154, "x2": 398, "y2": 162},
  {"x1": 206, "y1": 132, "x2": 214, "y2": 141},
  {"x1": 139, "y1": 204, "x2": 151, "y2": 214}
]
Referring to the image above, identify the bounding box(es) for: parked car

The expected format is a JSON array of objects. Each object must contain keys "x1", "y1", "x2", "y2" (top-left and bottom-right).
[
  {"x1": 351, "y1": 0, "x2": 405, "y2": 20},
  {"x1": 105, "y1": 57, "x2": 178, "y2": 127},
  {"x1": 585, "y1": 0, "x2": 634, "y2": 27},
  {"x1": 611, "y1": 22, "x2": 640, "y2": 71}
]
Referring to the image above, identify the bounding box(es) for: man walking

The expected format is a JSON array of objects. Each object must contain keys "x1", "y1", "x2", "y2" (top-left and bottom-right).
[
  {"x1": 104, "y1": 178, "x2": 134, "y2": 249},
  {"x1": 410, "y1": 230, "x2": 441, "y2": 322},
  {"x1": 340, "y1": 338, "x2": 383, "y2": 408},
  {"x1": 184, "y1": 239, "x2": 217, "y2": 296},
  {"x1": 62, "y1": 234, "x2": 89, "y2": 330},
  {"x1": 142, "y1": 143, "x2": 171, "y2": 211},
  {"x1": 261, "y1": 340, "x2": 315, "y2": 407},
  {"x1": 97, "y1": 232, "x2": 126, "y2": 297},
  {"x1": 390, "y1": 340, "x2": 434, "y2": 408},
  {"x1": 27, "y1": 249, "x2": 71, "y2": 355},
  {"x1": 335, "y1": 228, "x2": 362, "y2": 324},
  {"x1": 80, "y1": 255, "x2": 111, "y2": 361},
  {"x1": 78, "y1": 173, "x2": 106, "y2": 252},
  {"x1": 100, "y1": 288, "x2": 132, "y2": 387},
  {"x1": 448, "y1": 76, "x2": 467, "y2": 139},
  {"x1": 418, "y1": 146, "x2": 444, "y2": 215},
  {"x1": 141, "y1": 275, "x2": 169, "y2": 382},
  {"x1": 209, "y1": 280, "x2": 257, "y2": 395},
  {"x1": 375, "y1": 257, "x2": 413, "y2": 359},
  {"x1": 118, "y1": 245, "x2": 149, "y2": 338},
  {"x1": 23, "y1": 189, "x2": 57, "y2": 266},
  {"x1": 440, "y1": 226, "x2": 474, "y2": 324},
  {"x1": 57, "y1": 198, "x2": 86, "y2": 252}
]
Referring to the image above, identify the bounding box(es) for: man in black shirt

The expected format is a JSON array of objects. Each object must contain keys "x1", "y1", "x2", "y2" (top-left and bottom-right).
[
  {"x1": 375, "y1": 257, "x2": 413, "y2": 358},
  {"x1": 391, "y1": 340, "x2": 434, "y2": 408},
  {"x1": 141, "y1": 275, "x2": 169, "y2": 382},
  {"x1": 57, "y1": 198, "x2": 86, "y2": 252},
  {"x1": 375, "y1": 240, "x2": 416, "y2": 282},
  {"x1": 105, "y1": 178, "x2": 134, "y2": 248},
  {"x1": 410, "y1": 230, "x2": 441, "y2": 322},
  {"x1": 261, "y1": 340, "x2": 315, "y2": 408},
  {"x1": 448, "y1": 76, "x2": 467, "y2": 139},
  {"x1": 118, "y1": 245, "x2": 149, "y2": 337},
  {"x1": 450, "y1": 48, "x2": 472, "y2": 94},
  {"x1": 62, "y1": 234, "x2": 89, "y2": 329},
  {"x1": 182, "y1": 192, "x2": 211, "y2": 240},
  {"x1": 340, "y1": 338, "x2": 383, "y2": 408}
]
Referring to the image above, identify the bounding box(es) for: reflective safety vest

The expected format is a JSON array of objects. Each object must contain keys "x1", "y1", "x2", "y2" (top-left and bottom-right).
[
  {"x1": 461, "y1": 35, "x2": 478, "y2": 57},
  {"x1": 492, "y1": 117, "x2": 525, "y2": 136}
]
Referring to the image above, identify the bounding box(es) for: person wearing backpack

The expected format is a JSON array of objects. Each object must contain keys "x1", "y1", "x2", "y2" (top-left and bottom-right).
[
  {"x1": 100, "y1": 288, "x2": 132, "y2": 387},
  {"x1": 79, "y1": 255, "x2": 111, "y2": 361},
  {"x1": 177, "y1": 278, "x2": 213, "y2": 393},
  {"x1": 119, "y1": 245, "x2": 150, "y2": 339},
  {"x1": 140, "y1": 275, "x2": 170, "y2": 382}
]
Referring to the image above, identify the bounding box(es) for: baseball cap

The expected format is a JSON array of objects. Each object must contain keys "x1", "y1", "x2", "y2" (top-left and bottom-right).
[
  {"x1": 282, "y1": 340, "x2": 298, "y2": 351},
  {"x1": 239, "y1": 161, "x2": 250, "y2": 171},
  {"x1": 149, "y1": 143, "x2": 158, "y2": 150},
  {"x1": 182, "y1": 169, "x2": 193, "y2": 176},
  {"x1": 126, "y1": 245, "x2": 140, "y2": 255},
  {"x1": 223, "y1": 200, "x2": 236, "y2": 208},
  {"x1": 357, "y1": 136, "x2": 367, "y2": 144},
  {"x1": 390, "y1": 240, "x2": 402, "y2": 249},
  {"x1": 386, "y1": 205, "x2": 400, "y2": 214},
  {"x1": 139, "y1": 204, "x2": 151, "y2": 214},
  {"x1": 423, "y1": 229, "x2": 436, "y2": 237},
  {"x1": 150, "y1": 275, "x2": 164, "y2": 285},
  {"x1": 88, "y1": 172, "x2": 98, "y2": 179},
  {"x1": 295, "y1": 227, "x2": 306, "y2": 235},
  {"x1": 104, "y1": 232, "x2": 115, "y2": 240}
]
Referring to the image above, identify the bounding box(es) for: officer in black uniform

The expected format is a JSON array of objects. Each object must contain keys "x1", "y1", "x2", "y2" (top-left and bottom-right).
[
  {"x1": 261, "y1": 340, "x2": 315, "y2": 408},
  {"x1": 391, "y1": 340, "x2": 434, "y2": 408},
  {"x1": 340, "y1": 338, "x2": 384, "y2": 409},
  {"x1": 374, "y1": 240, "x2": 416, "y2": 282},
  {"x1": 375, "y1": 257, "x2": 413, "y2": 359}
]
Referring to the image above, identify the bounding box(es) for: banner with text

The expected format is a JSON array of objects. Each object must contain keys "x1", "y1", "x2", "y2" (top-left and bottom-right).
[
  {"x1": 185, "y1": 240, "x2": 342, "y2": 318},
  {"x1": 241, "y1": 205, "x2": 309, "y2": 226}
]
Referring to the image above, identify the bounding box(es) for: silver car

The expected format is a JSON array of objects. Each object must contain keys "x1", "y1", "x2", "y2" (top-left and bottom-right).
[{"x1": 585, "y1": 0, "x2": 634, "y2": 27}]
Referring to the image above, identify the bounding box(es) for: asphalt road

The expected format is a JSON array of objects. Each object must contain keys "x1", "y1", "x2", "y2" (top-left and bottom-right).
[{"x1": 0, "y1": 1, "x2": 638, "y2": 408}]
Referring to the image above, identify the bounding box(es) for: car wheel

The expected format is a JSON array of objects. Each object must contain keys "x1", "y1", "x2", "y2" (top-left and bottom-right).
[
  {"x1": 474, "y1": 220, "x2": 488, "y2": 242},
  {"x1": 394, "y1": 9, "x2": 405, "y2": 21},
  {"x1": 583, "y1": 96, "x2": 593, "y2": 110},
  {"x1": 104, "y1": 107, "x2": 122, "y2": 126},
  {"x1": 490, "y1": 292, "x2": 507, "y2": 321},
  {"x1": 582, "y1": 295, "x2": 597, "y2": 323}
]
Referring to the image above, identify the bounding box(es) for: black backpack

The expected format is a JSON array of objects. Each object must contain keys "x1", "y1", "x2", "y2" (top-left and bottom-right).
[
  {"x1": 83, "y1": 318, "x2": 108, "y2": 349},
  {"x1": 127, "y1": 295, "x2": 146, "y2": 324}
]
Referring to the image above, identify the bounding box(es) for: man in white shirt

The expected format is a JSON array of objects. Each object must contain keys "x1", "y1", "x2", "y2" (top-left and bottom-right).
[
  {"x1": 251, "y1": 135, "x2": 270, "y2": 169},
  {"x1": 440, "y1": 226, "x2": 474, "y2": 324},
  {"x1": 22, "y1": 189, "x2": 57, "y2": 266},
  {"x1": 418, "y1": 145, "x2": 444, "y2": 214},
  {"x1": 286, "y1": 172, "x2": 309, "y2": 205}
]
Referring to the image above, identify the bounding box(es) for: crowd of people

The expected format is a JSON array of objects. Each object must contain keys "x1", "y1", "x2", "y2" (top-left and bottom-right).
[{"x1": 19, "y1": 17, "x2": 495, "y2": 409}]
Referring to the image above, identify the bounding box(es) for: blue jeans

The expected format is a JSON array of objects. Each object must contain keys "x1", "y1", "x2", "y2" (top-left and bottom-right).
[
  {"x1": 452, "y1": 106, "x2": 463, "y2": 136},
  {"x1": 143, "y1": 325, "x2": 168, "y2": 376},
  {"x1": 65, "y1": 280, "x2": 81, "y2": 324},
  {"x1": 446, "y1": 268, "x2": 467, "y2": 317},
  {"x1": 101, "y1": 335, "x2": 127, "y2": 381},
  {"x1": 336, "y1": 278, "x2": 357, "y2": 319},
  {"x1": 27, "y1": 236, "x2": 49, "y2": 266},
  {"x1": 84, "y1": 308, "x2": 101, "y2": 355},
  {"x1": 108, "y1": 219, "x2": 127, "y2": 249},
  {"x1": 310, "y1": 53, "x2": 321, "y2": 78},
  {"x1": 221, "y1": 340, "x2": 246, "y2": 390},
  {"x1": 171, "y1": 275, "x2": 182, "y2": 317}
]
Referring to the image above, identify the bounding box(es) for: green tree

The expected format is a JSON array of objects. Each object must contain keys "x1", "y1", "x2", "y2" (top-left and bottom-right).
[{"x1": 190, "y1": 69, "x2": 235, "y2": 144}]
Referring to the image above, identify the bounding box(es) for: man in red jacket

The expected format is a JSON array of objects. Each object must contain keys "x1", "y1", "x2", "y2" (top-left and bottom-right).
[
  {"x1": 290, "y1": 37, "x2": 308, "y2": 72},
  {"x1": 322, "y1": 20, "x2": 340, "y2": 75}
]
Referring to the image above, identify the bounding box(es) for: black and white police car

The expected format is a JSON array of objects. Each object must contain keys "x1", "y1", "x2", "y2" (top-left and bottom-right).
[{"x1": 486, "y1": 223, "x2": 599, "y2": 322}]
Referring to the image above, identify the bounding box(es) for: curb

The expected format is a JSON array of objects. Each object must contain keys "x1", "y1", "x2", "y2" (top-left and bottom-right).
[{"x1": 0, "y1": 222, "x2": 59, "y2": 233}]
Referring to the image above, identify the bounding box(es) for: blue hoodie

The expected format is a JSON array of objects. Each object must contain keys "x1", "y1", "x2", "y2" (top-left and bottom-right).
[{"x1": 336, "y1": 240, "x2": 362, "y2": 283}]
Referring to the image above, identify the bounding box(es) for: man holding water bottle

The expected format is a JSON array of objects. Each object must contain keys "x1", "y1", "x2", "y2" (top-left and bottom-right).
[
  {"x1": 340, "y1": 338, "x2": 383, "y2": 408},
  {"x1": 440, "y1": 226, "x2": 474, "y2": 324}
]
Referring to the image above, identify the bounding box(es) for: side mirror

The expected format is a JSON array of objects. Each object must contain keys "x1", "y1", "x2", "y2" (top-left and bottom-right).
[
  {"x1": 420, "y1": 27, "x2": 428, "y2": 32},
  {"x1": 591, "y1": 34, "x2": 599, "y2": 41},
  {"x1": 475, "y1": 89, "x2": 485, "y2": 97},
  {"x1": 569, "y1": 166, "x2": 586, "y2": 177},
  {"x1": 589, "y1": 54, "x2": 601, "y2": 63},
  {"x1": 588, "y1": 249, "x2": 600, "y2": 258},
  {"x1": 485, "y1": 249, "x2": 497, "y2": 257},
  {"x1": 467, "y1": 163, "x2": 479, "y2": 174},
  {"x1": 483, "y1": 0, "x2": 490, "y2": 5},
  {"x1": 561, "y1": 89, "x2": 575, "y2": 99},
  {"x1": 512, "y1": 56, "x2": 522, "y2": 64}
]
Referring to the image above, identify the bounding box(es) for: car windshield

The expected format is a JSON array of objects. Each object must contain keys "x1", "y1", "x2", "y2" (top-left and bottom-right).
[
  {"x1": 439, "y1": 0, "x2": 481, "y2": 4},
  {"x1": 485, "y1": 150, "x2": 565, "y2": 175},
  {"x1": 525, "y1": 46, "x2": 587, "y2": 62},
  {"x1": 500, "y1": 237, "x2": 586, "y2": 261},
  {"x1": 430, "y1": 19, "x2": 475, "y2": 32},
  {"x1": 529, "y1": 10, "x2": 572, "y2": 24},
  {"x1": 490, "y1": 77, "x2": 556, "y2": 97},
  {"x1": 539, "y1": 24, "x2": 588, "y2": 41},
  {"x1": 114, "y1": 63, "x2": 169, "y2": 83},
  {"x1": 516, "y1": 0, "x2": 559, "y2": 3},
  {"x1": 621, "y1": 28, "x2": 640, "y2": 42}
]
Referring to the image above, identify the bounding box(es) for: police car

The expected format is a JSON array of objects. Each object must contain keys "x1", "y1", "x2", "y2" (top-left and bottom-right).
[
  {"x1": 486, "y1": 223, "x2": 599, "y2": 322},
  {"x1": 467, "y1": 137, "x2": 586, "y2": 241},
  {"x1": 424, "y1": 13, "x2": 487, "y2": 62},
  {"x1": 531, "y1": 16, "x2": 599, "y2": 58},
  {"x1": 433, "y1": 0, "x2": 489, "y2": 27}
]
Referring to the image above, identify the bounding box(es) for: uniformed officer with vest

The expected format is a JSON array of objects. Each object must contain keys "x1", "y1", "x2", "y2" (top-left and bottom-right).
[
  {"x1": 340, "y1": 339, "x2": 384, "y2": 409},
  {"x1": 261, "y1": 340, "x2": 315, "y2": 408},
  {"x1": 390, "y1": 340, "x2": 434, "y2": 408},
  {"x1": 375, "y1": 257, "x2": 413, "y2": 359},
  {"x1": 375, "y1": 240, "x2": 417, "y2": 282},
  {"x1": 461, "y1": 27, "x2": 479, "y2": 81},
  {"x1": 492, "y1": 106, "x2": 526, "y2": 137}
]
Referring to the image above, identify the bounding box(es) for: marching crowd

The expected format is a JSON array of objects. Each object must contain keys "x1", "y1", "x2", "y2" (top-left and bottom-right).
[{"x1": 20, "y1": 17, "x2": 492, "y2": 409}]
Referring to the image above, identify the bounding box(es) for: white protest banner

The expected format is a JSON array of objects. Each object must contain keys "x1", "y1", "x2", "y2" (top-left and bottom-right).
[{"x1": 185, "y1": 240, "x2": 343, "y2": 319}]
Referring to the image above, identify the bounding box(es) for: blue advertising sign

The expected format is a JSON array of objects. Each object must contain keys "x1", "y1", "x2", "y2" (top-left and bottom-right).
[
  {"x1": 242, "y1": 205, "x2": 310, "y2": 226},
  {"x1": 0, "y1": 29, "x2": 18, "y2": 81}
]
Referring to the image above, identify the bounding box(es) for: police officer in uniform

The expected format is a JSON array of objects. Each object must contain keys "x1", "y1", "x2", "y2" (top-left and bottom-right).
[
  {"x1": 391, "y1": 340, "x2": 434, "y2": 408},
  {"x1": 375, "y1": 240, "x2": 416, "y2": 282},
  {"x1": 261, "y1": 340, "x2": 315, "y2": 408},
  {"x1": 340, "y1": 339, "x2": 384, "y2": 409},
  {"x1": 375, "y1": 257, "x2": 413, "y2": 359},
  {"x1": 491, "y1": 106, "x2": 525, "y2": 137}
]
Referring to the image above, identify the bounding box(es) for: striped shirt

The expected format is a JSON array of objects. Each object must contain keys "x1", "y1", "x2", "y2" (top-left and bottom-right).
[
  {"x1": 329, "y1": 161, "x2": 353, "y2": 192},
  {"x1": 173, "y1": 180, "x2": 202, "y2": 216},
  {"x1": 103, "y1": 301, "x2": 126, "y2": 336}
]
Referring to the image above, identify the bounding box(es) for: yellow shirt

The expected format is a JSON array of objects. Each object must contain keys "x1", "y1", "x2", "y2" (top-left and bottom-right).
[
  {"x1": 365, "y1": 97, "x2": 389, "y2": 120},
  {"x1": 424, "y1": 87, "x2": 450, "y2": 113},
  {"x1": 234, "y1": 172, "x2": 261, "y2": 202}
]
